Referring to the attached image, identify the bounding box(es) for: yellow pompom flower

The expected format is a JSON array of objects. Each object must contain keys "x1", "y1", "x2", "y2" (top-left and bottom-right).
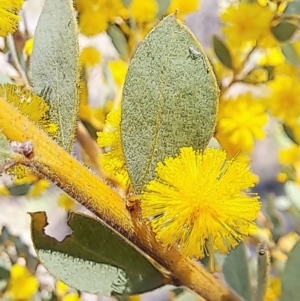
[
  {"x1": 142, "y1": 147, "x2": 261, "y2": 259},
  {"x1": 221, "y1": 3, "x2": 274, "y2": 47},
  {"x1": 266, "y1": 75, "x2": 300, "y2": 123},
  {"x1": 0, "y1": 84, "x2": 57, "y2": 179},
  {"x1": 167, "y1": 0, "x2": 199, "y2": 19},
  {"x1": 129, "y1": 0, "x2": 158, "y2": 24},
  {"x1": 58, "y1": 193, "x2": 76, "y2": 211},
  {"x1": 28, "y1": 179, "x2": 50, "y2": 197},
  {"x1": 97, "y1": 109, "x2": 130, "y2": 187},
  {"x1": 6, "y1": 264, "x2": 39, "y2": 300},
  {"x1": 279, "y1": 145, "x2": 300, "y2": 167},
  {"x1": 102, "y1": 0, "x2": 128, "y2": 21},
  {"x1": 0, "y1": 84, "x2": 57, "y2": 136},
  {"x1": 0, "y1": 0, "x2": 23, "y2": 37},
  {"x1": 216, "y1": 94, "x2": 267, "y2": 153},
  {"x1": 79, "y1": 9, "x2": 108, "y2": 36},
  {"x1": 80, "y1": 46, "x2": 101, "y2": 67}
]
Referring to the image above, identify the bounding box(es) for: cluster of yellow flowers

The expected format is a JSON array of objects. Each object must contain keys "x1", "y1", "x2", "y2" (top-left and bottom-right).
[
  {"x1": 2, "y1": 0, "x2": 300, "y2": 300},
  {"x1": 3, "y1": 263, "x2": 81, "y2": 301},
  {"x1": 96, "y1": 0, "x2": 299, "y2": 269}
]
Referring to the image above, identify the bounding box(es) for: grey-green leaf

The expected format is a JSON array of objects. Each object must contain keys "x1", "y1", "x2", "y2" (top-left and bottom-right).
[
  {"x1": 281, "y1": 43, "x2": 299, "y2": 66},
  {"x1": 31, "y1": 0, "x2": 79, "y2": 152},
  {"x1": 156, "y1": 0, "x2": 170, "y2": 18},
  {"x1": 107, "y1": 25, "x2": 129, "y2": 61},
  {"x1": 281, "y1": 240, "x2": 300, "y2": 301},
  {"x1": 223, "y1": 243, "x2": 253, "y2": 301},
  {"x1": 121, "y1": 0, "x2": 132, "y2": 7},
  {"x1": 121, "y1": 14, "x2": 219, "y2": 193},
  {"x1": 0, "y1": 132, "x2": 14, "y2": 166},
  {"x1": 30, "y1": 212, "x2": 166, "y2": 296},
  {"x1": 271, "y1": 22, "x2": 297, "y2": 42},
  {"x1": 213, "y1": 35, "x2": 233, "y2": 69},
  {"x1": 284, "y1": 0, "x2": 300, "y2": 14}
]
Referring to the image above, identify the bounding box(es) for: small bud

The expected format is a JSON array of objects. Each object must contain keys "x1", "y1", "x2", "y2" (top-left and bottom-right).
[{"x1": 10, "y1": 140, "x2": 34, "y2": 157}]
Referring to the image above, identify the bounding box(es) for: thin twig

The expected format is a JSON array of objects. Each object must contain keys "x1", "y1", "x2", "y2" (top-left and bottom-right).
[{"x1": 6, "y1": 34, "x2": 31, "y2": 88}]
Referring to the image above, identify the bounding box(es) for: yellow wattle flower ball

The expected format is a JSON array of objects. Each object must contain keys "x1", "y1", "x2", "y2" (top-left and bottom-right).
[
  {"x1": 141, "y1": 147, "x2": 261, "y2": 259},
  {"x1": 80, "y1": 46, "x2": 102, "y2": 67},
  {"x1": 79, "y1": 9, "x2": 108, "y2": 36},
  {"x1": 129, "y1": 0, "x2": 158, "y2": 24},
  {"x1": 58, "y1": 193, "x2": 76, "y2": 211},
  {"x1": 216, "y1": 93, "x2": 267, "y2": 153},
  {"x1": 6, "y1": 264, "x2": 39, "y2": 300},
  {"x1": 167, "y1": 0, "x2": 199, "y2": 19},
  {"x1": 266, "y1": 75, "x2": 300, "y2": 123},
  {"x1": 0, "y1": 0, "x2": 24, "y2": 37},
  {"x1": 221, "y1": 2, "x2": 274, "y2": 47}
]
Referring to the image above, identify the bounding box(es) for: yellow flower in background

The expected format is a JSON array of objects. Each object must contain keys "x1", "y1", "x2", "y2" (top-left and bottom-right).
[
  {"x1": 266, "y1": 76, "x2": 300, "y2": 123},
  {"x1": 76, "y1": 0, "x2": 127, "y2": 35},
  {"x1": 215, "y1": 135, "x2": 251, "y2": 163},
  {"x1": 56, "y1": 280, "x2": 69, "y2": 297},
  {"x1": 216, "y1": 94, "x2": 267, "y2": 153},
  {"x1": 279, "y1": 145, "x2": 300, "y2": 184},
  {"x1": 63, "y1": 293, "x2": 82, "y2": 301},
  {"x1": 0, "y1": 185, "x2": 10, "y2": 196},
  {"x1": 58, "y1": 193, "x2": 76, "y2": 211},
  {"x1": 102, "y1": 0, "x2": 128, "y2": 21},
  {"x1": 24, "y1": 37, "x2": 34, "y2": 57},
  {"x1": 79, "y1": 9, "x2": 108, "y2": 36},
  {"x1": 293, "y1": 40, "x2": 300, "y2": 58},
  {"x1": 277, "y1": 172, "x2": 287, "y2": 183},
  {"x1": 167, "y1": 0, "x2": 199, "y2": 19},
  {"x1": 97, "y1": 109, "x2": 130, "y2": 187},
  {"x1": 28, "y1": 179, "x2": 50, "y2": 197},
  {"x1": 0, "y1": 84, "x2": 57, "y2": 136},
  {"x1": 264, "y1": 277, "x2": 281, "y2": 301},
  {"x1": 279, "y1": 145, "x2": 300, "y2": 165},
  {"x1": 108, "y1": 59, "x2": 128, "y2": 86},
  {"x1": 80, "y1": 46, "x2": 102, "y2": 67},
  {"x1": 0, "y1": 0, "x2": 23, "y2": 37},
  {"x1": 221, "y1": 3, "x2": 274, "y2": 47},
  {"x1": 0, "y1": 84, "x2": 57, "y2": 180},
  {"x1": 244, "y1": 68, "x2": 268, "y2": 84},
  {"x1": 6, "y1": 264, "x2": 39, "y2": 300},
  {"x1": 258, "y1": 0, "x2": 292, "y2": 13},
  {"x1": 285, "y1": 118, "x2": 300, "y2": 144},
  {"x1": 129, "y1": 0, "x2": 158, "y2": 24},
  {"x1": 78, "y1": 81, "x2": 106, "y2": 130},
  {"x1": 142, "y1": 147, "x2": 260, "y2": 259},
  {"x1": 211, "y1": 60, "x2": 232, "y2": 84},
  {"x1": 259, "y1": 47, "x2": 285, "y2": 67}
]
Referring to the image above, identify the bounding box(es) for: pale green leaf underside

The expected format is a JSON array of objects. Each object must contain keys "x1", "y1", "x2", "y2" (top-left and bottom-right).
[
  {"x1": 31, "y1": 0, "x2": 79, "y2": 152},
  {"x1": 30, "y1": 212, "x2": 165, "y2": 296},
  {"x1": 121, "y1": 14, "x2": 219, "y2": 193}
]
